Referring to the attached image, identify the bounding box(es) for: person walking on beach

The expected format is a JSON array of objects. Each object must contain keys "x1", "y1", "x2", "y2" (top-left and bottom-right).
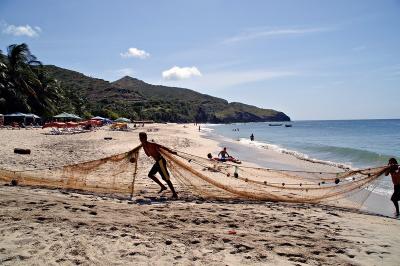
[
  {"x1": 139, "y1": 132, "x2": 178, "y2": 199},
  {"x1": 385, "y1": 158, "x2": 400, "y2": 216}
]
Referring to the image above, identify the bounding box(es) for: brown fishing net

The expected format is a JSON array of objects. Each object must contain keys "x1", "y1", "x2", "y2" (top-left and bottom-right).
[
  {"x1": 162, "y1": 150, "x2": 388, "y2": 208},
  {"x1": 0, "y1": 146, "x2": 141, "y2": 196},
  {"x1": 0, "y1": 146, "x2": 388, "y2": 208}
]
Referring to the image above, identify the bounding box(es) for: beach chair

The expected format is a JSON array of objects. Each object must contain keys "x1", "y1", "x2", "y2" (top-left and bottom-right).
[{"x1": 50, "y1": 128, "x2": 62, "y2": 135}]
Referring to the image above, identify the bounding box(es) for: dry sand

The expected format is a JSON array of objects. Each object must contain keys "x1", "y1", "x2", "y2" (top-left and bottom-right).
[{"x1": 0, "y1": 123, "x2": 399, "y2": 265}]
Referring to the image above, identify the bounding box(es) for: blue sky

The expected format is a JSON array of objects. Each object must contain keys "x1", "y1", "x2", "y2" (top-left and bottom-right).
[{"x1": 1, "y1": 0, "x2": 399, "y2": 120}]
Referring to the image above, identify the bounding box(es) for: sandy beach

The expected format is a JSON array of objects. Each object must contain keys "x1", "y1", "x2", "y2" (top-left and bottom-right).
[{"x1": 1, "y1": 123, "x2": 399, "y2": 265}]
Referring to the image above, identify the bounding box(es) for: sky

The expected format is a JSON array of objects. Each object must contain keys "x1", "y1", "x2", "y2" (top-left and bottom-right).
[{"x1": 0, "y1": 0, "x2": 399, "y2": 120}]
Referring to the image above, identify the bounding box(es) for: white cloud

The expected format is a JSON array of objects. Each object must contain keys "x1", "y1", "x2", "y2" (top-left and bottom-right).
[
  {"x1": 162, "y1": 66, "x2": 202, "y2": 80},
  {"x1": 120, "y1": 47, "x2": 150, "y2": 59},
  {"x1": 158, "y1": 69, "x2": 297, "y2": 90},
  {"x1": 223, "y1": 26, "x2": 332, "y2": 44},
  {"x1": 3, "y1": 24, "x2": 41, "y2": 37}
]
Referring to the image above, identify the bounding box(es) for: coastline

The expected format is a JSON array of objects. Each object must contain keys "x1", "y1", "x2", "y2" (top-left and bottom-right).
[
  {"x1": 199, "y1": 124, "x2": 396, "y2": 217},
  {"x1": 0, "y1": 123, "x2": 399, "y2": 265}
]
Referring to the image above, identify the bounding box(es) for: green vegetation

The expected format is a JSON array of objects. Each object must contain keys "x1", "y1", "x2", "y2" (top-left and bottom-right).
[
  {"x1": 0, "y1": 43, "x2": 88, "y2": 117},
  {"x1": 0, "y1": 43, "x2": 290, "y2": 122}
]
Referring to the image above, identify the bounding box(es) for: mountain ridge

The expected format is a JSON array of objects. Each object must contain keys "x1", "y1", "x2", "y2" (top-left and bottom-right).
[{"x1": 43, "y1": 65, "x2": 290, "y2": 123}]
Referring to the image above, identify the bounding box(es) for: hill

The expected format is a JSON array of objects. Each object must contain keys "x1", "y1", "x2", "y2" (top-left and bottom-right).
[{"x1": 44, "y1": 65, "x2": 290, "y2": 123}]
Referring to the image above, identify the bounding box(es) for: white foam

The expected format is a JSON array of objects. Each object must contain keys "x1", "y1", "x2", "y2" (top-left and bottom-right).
[
  {"x1": 200, "y1": 124, "x2": 218, "y2": 132},
  {"x1": 199, "y1": 127, "x2": 214, "y2": 133},
  {"x1": 238, "y1": 138, "x2": 353, "y2": 170},
  {"x1": 370, "y1": 187, "x2": 392, "y2": 196}
]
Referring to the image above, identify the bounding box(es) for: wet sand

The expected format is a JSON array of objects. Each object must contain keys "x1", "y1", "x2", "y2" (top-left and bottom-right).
[{"x1": 204, "y1": 131, "x2": 395, "y2": 217}]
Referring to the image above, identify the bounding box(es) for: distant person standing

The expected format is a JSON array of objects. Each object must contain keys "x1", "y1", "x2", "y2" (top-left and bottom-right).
[
  {"x1": 198, "y1": 125, "x2": 200, "y2": 132},
  {"x1": 385, "y1": 158, "x2": 400, "y2": 216},
  {"x1": 250, "y1": 133, "x2": 254, "y2": 141}
]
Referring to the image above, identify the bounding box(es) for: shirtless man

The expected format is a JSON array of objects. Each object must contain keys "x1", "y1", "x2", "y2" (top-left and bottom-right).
[
  {"x1": 218, "y1": 147, "x2": 230, "y2": 161},
  {"x1": 139, "y1": 132, "x2": 178, "y2": 199},
  {"x1": 384, "y1": 158, "x2": 400, "y2": 216}
]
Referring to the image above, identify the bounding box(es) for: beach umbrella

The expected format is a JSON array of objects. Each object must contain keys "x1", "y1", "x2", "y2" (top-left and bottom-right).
[
  {"x1": 71, "y1": 114, "x2": 82, "y2": 120},
  {"x1": 91, "y1": 116, "x2": 106, "y2": 120},
  {"x1": 102, "y1": 118, "x2": 113, "y2": 125},
  {"x1": 25, "y1": 113, "x2": 41, "y2": 119},
  {"x1": 115, "y1": 117, "x2": 131, "y2": 123},
  {"x1": 4, "y1": 112, "x2": 27, "y2": 117},
  {"x1": 54, "y1": 112, "x2": 81, "y2": 120},
  {"x1": 54, "y1": 112, "x2": 74, "y2": 118},
  {"x1": 53, "y1": 112, "x2": 82, "y2": 122},
  {"x1": 4, "y1": 112, "x2": 27, "y2": 125}
]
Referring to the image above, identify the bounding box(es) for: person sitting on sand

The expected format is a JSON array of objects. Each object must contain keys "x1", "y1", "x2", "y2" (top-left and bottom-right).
[
  {"x1": 218, "y1": 147, "x2": 230, "y2": 161},
  {"x1": 384, "y1": 158, "x2": 400, "y2": 216},
  {"x1": 139, "y1": 132, "x2": 178, "y2": 199}
]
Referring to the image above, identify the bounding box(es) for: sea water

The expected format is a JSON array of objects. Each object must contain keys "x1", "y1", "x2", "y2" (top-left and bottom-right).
[{"x1": 205, "y1": 119, "x2": 400, "y2": 196}]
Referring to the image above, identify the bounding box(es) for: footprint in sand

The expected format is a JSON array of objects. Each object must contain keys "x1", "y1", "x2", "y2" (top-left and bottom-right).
[
  {"x1": 230, "y1": 243, "x2": 254, "y2": 254},
  {"x1": 278, "y1": 242, "x2": 293, "y2": 247}
]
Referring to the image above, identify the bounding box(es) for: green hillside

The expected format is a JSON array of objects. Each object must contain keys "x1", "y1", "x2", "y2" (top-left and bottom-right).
[
  {"x1": 44, "y1": 66, "x2": 290, "y2": 122},
  {"x1": 0, "y1": 42, "x2": 290, "y2": 123}
]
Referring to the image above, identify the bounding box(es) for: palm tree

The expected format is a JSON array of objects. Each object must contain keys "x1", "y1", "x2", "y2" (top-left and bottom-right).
[
  {"x1": 6, "y1": 44, "x2": 41, "y2": 111},
  {"x1": 0, "y1": 43, "x2": 63, "y2": 114},
  {"x1": 29, "y1": 67, "x2": 63, "y2": 115}
]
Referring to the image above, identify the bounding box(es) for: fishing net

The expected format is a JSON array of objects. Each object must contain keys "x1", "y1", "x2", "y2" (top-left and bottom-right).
[
  {"x1": 163, "y1": 150, "x2": 388, "y2": 208},
  {"x1": 0, "y1": 145, "x2": 388, "y2": 209},
  {"x1": 0, "y1": 145, "x2": 142, "y2": 196}
]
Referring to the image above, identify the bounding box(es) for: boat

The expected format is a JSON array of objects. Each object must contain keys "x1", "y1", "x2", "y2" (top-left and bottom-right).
[
  {"x1": 285, "y1": 124, "x2": 293, "y2": 127},
  {"x1": 269, "y1": 123, "x2": 283, "y2": 126}
]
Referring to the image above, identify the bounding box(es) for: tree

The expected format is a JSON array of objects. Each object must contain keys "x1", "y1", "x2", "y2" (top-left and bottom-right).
[{"x1": 0, "y1": 43, "x2": 63, "y2": 115}]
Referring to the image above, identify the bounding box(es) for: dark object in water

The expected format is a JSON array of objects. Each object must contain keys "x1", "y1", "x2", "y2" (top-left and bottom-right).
[
  {"x1": 11, "y1": 179, "x2": 18, "y2": 186},
  {"x1": 269, "y1": 124, "x2": 283, "y2": 126},
  {"x1": 285, "y1": 124, "x2": 293, "y2": 127},
  {"x1": 14, "y1": 148, "x2": 31, "y2": 154},
  {"x1": 104, "y1": 137, "x2": 112, "y2": 140}
]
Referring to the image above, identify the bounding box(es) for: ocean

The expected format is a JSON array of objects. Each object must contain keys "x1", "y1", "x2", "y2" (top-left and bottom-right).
[{"x1": 205, "y1": 119, "x2": 400, "y2": 197}]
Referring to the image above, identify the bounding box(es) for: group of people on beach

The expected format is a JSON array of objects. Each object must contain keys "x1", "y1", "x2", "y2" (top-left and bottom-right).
[
  {"x1": 140, "y1": 130, "x2": 400, "y2": 216},
  {"x1": 139, "y1": 131, "x2": 240, "y2": 200}
]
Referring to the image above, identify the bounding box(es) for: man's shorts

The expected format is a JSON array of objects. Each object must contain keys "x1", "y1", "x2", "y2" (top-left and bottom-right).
[
  {"x1": 391, "y1": 185, "x2": 400, "y2": 202},
  {"x1": 149, "y1": 157, "x2": 170, "y2": 181}
]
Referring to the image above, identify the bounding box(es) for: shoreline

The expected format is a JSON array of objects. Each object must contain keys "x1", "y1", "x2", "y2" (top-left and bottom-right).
[
  {"x1": 0, "y1": 123, "x2": 399, "y2": 265},
  {"x1": 0, "y1": 122, "x2": 395, "y2": 217},
  {"x1": 199, "y1": 124, "x2": 396, "y2": 217}
]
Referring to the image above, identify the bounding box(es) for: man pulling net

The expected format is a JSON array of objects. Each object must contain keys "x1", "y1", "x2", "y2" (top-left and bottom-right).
[{"x1": 139, "y1": 132, "x2": 178, "y2": 199}]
